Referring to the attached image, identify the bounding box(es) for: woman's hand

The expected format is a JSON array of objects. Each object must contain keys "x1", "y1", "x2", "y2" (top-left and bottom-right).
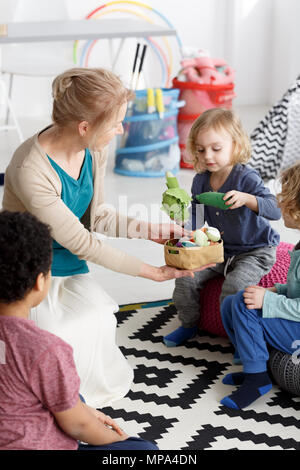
[
  {"x1": 243, "y1": 285, "x2": 267, "y2": 309},
  {"x1": 223, "y1": 191, "x2": 258, "y2": 212},
  {"x1": 139, "y1": 262, "x2": 216, "y2": 282},
  {"x1": 148, "y1": 222, "x2": 190, "y2": 245}
]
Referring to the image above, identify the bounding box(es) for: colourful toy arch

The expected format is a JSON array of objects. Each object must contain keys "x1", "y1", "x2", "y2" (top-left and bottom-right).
[
  {"x1": 73, "y1": 1, "x2": 182, "y2": 88},
  {"x1": 81, "y1": 36, "x2": 169, "y2": 87},
  {"x1": 85, "y1": 1, "x2": 182, "y2": 49}
]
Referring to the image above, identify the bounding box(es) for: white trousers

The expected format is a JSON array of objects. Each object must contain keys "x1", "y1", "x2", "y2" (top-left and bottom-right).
[{"x1": 30, "y1": 273, "x2": 133, "y2": 408}]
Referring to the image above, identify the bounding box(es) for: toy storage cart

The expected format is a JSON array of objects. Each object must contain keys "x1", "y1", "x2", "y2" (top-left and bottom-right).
[
  {"x1": 114, "y1": 89, "x2": 182, "y2": 177},
  {"x1": 173, "y1": 78, "x2": 236, "y2": 169}
]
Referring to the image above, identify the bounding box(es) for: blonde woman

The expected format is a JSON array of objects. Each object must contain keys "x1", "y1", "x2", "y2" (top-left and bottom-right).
[
  {"x1": 163, "y1": 108, "x2": 281, "y2": 348},
  {"x1": 2, "y1": 68, "x2": 210, "y2": 407}
]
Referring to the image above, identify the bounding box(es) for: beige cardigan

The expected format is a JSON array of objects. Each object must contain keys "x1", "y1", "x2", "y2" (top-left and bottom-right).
[{"x1": 2, "y1": 130, "x2": 144, "y2": 276}]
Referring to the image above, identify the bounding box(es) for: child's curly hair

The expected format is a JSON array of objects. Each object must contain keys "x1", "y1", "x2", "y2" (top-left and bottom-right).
[
  {"x1": 186, "y1": 108, "x2": 252, "y2": 173},
  {"x1": 277, "y1": 162, "x2": 300, "y2": 221},
  {"x1": 0, "y1": 211, "x2": 52, "y2": 304}
]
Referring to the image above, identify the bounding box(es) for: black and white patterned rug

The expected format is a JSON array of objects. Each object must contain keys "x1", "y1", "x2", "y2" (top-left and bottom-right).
[{"x1": 101, "y1": 300, "x2": 300, "y2": 450}]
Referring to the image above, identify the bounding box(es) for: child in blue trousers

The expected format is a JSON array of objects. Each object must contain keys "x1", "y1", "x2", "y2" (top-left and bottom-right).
[{"x1": 220, "y1": 162, "x2": 300, "y2": 410}]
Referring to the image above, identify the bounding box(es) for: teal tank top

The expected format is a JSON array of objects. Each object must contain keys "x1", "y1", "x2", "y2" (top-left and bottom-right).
[{"x1": 48, "y1": 149, "x2": 93, "y2": 277}]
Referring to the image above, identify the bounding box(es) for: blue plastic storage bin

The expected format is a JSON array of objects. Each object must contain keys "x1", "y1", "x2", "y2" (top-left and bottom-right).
[{"x1": 114, "y1": 89, "x2": 181, "y2": 177}]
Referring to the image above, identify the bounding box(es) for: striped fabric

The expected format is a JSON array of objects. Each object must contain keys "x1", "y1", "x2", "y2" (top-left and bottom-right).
[{"x1": 249, "y1": 75, "x2": 300, "y2": 181}]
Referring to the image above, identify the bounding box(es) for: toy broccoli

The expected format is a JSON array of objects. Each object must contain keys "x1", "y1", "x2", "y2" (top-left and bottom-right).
[{"x1": 161, "y1": 171, "x2": 191, "y2": 223}]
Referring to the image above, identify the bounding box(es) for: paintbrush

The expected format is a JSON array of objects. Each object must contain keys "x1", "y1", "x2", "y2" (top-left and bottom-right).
[{"x1": 134, "y1": 44, "x2": 147, "y2": 90}]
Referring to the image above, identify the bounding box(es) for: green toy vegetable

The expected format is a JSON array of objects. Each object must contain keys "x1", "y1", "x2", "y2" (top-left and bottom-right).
[
  {"x1": 193, "y1": 229, "x2": 210, "y2": 246},
  {"x1": 161, "y1": 172, "x2": 192, "y2": 223},
  {"x1": 196, "y1": 192, "x2": 233, "y2": 210}
]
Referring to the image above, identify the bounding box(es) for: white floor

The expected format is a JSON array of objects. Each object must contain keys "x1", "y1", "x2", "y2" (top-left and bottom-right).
[{"x1": 1, "y1": 105, "x2": 299, "y2": 305}]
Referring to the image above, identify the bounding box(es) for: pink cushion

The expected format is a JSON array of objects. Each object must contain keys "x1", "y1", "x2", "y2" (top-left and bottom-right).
[{"x1": 199, "y1": 242, "x2": 294, "y2": 337}]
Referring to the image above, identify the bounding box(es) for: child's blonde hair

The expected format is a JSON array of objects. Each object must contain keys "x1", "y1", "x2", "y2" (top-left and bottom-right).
[
  {"x1": 277, "y1": 162, "x2": 300, "y2": 221},
  {"x1": 187, "y1": 108, "x2": 251, "y2": 172},
  {"x1": 52, "y1": 67, "x2": 134, "y2": 130}
]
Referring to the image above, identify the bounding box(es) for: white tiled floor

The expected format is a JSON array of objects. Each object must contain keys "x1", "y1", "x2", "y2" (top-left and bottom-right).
[{"x1": 1, "y1": 105, "x2": 299, "y2": 305}]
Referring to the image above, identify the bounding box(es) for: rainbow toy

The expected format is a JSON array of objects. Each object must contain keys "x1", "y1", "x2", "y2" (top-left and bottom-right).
[{"x1": 73, "y1": 1, "x2": 182, "y2": 88}]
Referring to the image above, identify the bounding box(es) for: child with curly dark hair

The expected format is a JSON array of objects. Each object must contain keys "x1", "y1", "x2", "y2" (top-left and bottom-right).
[
  {"x1": 220, "y1": 162, "x2": 300, "y2": 410},
  {"x1": 0, "y1": 211, "x2": 157, "y2": 450}
]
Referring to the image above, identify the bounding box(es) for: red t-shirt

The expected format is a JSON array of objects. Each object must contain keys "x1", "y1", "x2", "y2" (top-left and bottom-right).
[{"x1": 0, "y1": 316, "x2": 80, "y2": 450}]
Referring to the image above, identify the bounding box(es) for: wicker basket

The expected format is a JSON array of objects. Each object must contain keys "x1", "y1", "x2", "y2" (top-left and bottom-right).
[{"x1": 164, "y1": 238, "x2": 224, "y2": 270}]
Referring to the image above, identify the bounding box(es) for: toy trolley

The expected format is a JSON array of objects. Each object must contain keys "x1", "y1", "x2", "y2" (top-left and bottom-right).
[{"x1": 114, "y1": 89, "x2": 183, "y2": 177}]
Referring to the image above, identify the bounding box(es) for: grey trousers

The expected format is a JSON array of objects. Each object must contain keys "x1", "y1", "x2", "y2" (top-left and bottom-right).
[{"x1": 173, "y1": 245, "x2": 277, "y2": 328}]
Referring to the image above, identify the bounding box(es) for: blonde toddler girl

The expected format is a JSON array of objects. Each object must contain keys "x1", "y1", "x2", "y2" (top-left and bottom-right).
[{"x1": 164, "y1": 108, "x2": 281, "y2": 347}]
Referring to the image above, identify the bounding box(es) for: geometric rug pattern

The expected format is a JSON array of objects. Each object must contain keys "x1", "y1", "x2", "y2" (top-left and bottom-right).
[{"x1": 101, "y1": 300, "x2": 300, "y2": 450}]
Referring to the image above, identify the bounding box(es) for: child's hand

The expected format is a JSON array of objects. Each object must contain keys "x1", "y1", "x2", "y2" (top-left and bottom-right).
[
  {"x1": 86, "y1": 406, "x2": 125, "y2": 437},
  {"x1": 243, "y1": 285, "x2": 266, "y2": 309},
  {"x1": 223, "y1": 190, "x2": 249, "y2": 209},
  {"x1": 223, "y1": 191, "x2": 259, "y2": 212}
]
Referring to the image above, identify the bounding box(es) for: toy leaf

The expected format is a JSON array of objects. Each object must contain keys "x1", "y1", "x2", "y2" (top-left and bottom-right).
[{"x1": 164, "y1": 188, "x2": 192, "y2": 205}]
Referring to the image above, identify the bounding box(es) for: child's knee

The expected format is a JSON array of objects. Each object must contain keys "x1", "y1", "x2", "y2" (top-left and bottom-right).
[
  {"x1": 221, "y1": 291, "x2": 245, "y2": 320},
  {"x1": 232, "y1": 290, "x2": 262, "y2": 320}
]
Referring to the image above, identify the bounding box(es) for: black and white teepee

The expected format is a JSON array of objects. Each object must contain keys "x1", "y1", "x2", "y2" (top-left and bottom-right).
[{"x1": 249, "y1": 75, "x2": 300, "y2": 181}]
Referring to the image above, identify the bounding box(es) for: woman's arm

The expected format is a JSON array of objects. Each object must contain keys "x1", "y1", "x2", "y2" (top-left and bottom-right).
[
  {"x1": 139, "y1": 262, "x2": 216, "y2": 282},
  {"x1": 12, "y1": 167, "x2": 212, "y2": 280},
  {"x1": 10, "y1": 166, "x2": 143, "y2": 276}
]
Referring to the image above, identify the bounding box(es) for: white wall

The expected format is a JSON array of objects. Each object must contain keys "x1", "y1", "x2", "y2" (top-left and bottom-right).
[
  {"x1": 270, "y1": 0, "x2": 300, "y2": 103},
  {"x1": 1, "y1": 0, "x2": 299, "y2": 118}
]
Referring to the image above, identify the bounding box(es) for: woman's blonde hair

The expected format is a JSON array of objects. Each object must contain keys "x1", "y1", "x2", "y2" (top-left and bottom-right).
[
  {"x1": 52, "y1": 67, "x2": 134, "y2": 130},
  {"x1": 277, "y1": 162, "x2": 300, "y2": 221},
  {"x1": 186, "y1": 108, "x2": 251, "y2": 172}
]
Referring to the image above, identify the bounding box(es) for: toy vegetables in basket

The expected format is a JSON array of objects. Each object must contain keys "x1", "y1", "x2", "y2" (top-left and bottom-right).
[
  {"x1": 161, "y1": 172, "x2": 227, "y2": 269},
  {"x1": 164, "y1": 226, "x2": 224, "y2": 270}
]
